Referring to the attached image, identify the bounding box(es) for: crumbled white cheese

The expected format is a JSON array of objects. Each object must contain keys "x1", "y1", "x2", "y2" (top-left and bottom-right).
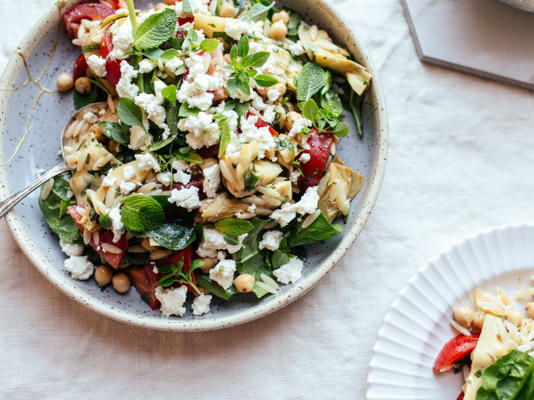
[
  {"x1": 283, "y1": 39, "x2": 305, "y2": 56},
  {"x1": 156, "y1": 172, "x2": 172, "y2": 186},
  {"x1": 179, "y1": 112, "x2": 220, "y2": 149},
  {"x1": 224, "y1": 19, "x2": 251, "y2": 40},
  {"x1": 138, "y1": 59, "x2": 155, "y2": 73},
  {"x1": 116, "y1": 61, "x2": 139, "y2": 99},
  {"x1": 289, "y1": 117, "x2": 313, "y2": 136},
  {"x1": 270, "y1": 186, "x2": 319, "y2": 227},
  {"x1": 87, "y1": 54, "x2": 107, "y2": 77},
  {"x1": 101, "y1": 173, "x2": 117, "y2": 187},
  {"x1": 267, "y1": 88, "x2": 282, "y2": 102},
  {"x1": 239, "y1": 114, "x2": 275, "y2": 159},
  {"x1": 168, "y1": 186, "x2": 201, "y2": 211},
  {"x1": 119, "y1": 181, "x2": 136, "y2": 195},
  {"x1": 109, "y1": 19, "x2": 133, "y2": 60},
  {"x1": 64, "y1": 256, "x2": 94, "y2": 280},
  {"x1": 171, "y1": 159, "x2": 188, "y2": 171},
  {"x1": 59, "y1": 239, "x2": 84, "y2": 257},
  {"x1": 108, "y1": 206, "x2": 125, "y2": 243},
  {"x1": 209, "y1": 259, "x2": 236, "y2": 290},
  {"x1": 196, "y1": 229, "x2": 244, "y2": 258},
  {"x1": 273, "y1": 257, "x2": 304, "y2": 284},
  {"x1": 192, "y1": 293, "x2": 212, "y2": 316},
  {"x1": 135, "y1": 153, "x2": 161, "y2": 171},
  {"x1": 164, "y1": 57, "x2": 185, "y2": 76},
  {"x1": 155, "y1": 285, "x2": 188, "y2": 317},
  {"x1": 250, "y1": 92, "x2": 276, "y2": 123},
  {"x1": 123, "y1": 165, "x2": 135, "y2": 180},
  {"x1": 299, "y1": 153, "x2": 311, "y2": 164},
  {"x1": 259, "y1": 230, "x2": 283, "y2": 251},
  {"x1": 134, "y1": 80, "x2": 169, "y2": 138},
  {"x1": 173, "y1": 170, "x2": 191, "y2": 185},
  {"x1": 202, "y1": 163, "x2": 220, "y2": 198}
]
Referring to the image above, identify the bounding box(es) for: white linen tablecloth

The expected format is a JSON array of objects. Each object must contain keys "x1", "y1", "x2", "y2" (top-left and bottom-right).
[{"x1": 2, "y1": 1, "x2": 534, "y2": 398}]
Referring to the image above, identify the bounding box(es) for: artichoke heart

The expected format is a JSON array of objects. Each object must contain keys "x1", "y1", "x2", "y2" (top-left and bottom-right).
[
  {"x1": 197, "y1": 194, "x2": 252, "y2": 223},
  {"x1": 318, "y1": 156, "x2": 363, "y2": 222}
]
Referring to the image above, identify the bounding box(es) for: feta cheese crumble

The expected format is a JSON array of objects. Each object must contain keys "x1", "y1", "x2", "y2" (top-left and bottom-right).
[
  {"x1": 59, "y1": 239, "x2": 84, "y2": 257},
  {"x1": 239, "y1": 114, "x2": 275, "y2": 159},
  {"x1": 155, "y1": 286, "x2": 188, "y2": 317},
  {"x1": 179, "y1": 112, "x2": 220, "y2": 149},
  {"x1": 196, "y1": 229, "x2": 244, "y2": 258},
  {"x1": 202, "y1": 163, "x2": 220, "y2": 198},
  {"x1": 270, "y1": 186, "x2": 320, "y2": 227},
  {"x1": 86, "y1": 54, "x2": 107, "y2": 77},
  {"x1": 168, "y1": 186, "x2": 201, "y2": 211},
  {"x1": 273, "y1": 257, "x2": 304, "y2": 284},
  {"x1": 64, "y1": 256, "x2": 94, "y2": 280},
  {"x1": 209, "y1": 259, "x2": 237, "y2": 290},
  {"x1": 259, "y1": 230, "x2": 283, "y2": 251},
  {"x1": 108, "y1": 206, "x2": 125, "y2": 242},
  {"x1": 192, "y1": 293, "x2": 212, "y2": 316},
  {"x1": 135, "y1": 153, "x2": 161, "y2": 171},
  {"x1": 116, "y1": 61, "x2": 139, "y2": 99},
  {"x1": 123, "y1": 165, "x2": 135, "y2": 180},
  {"x1": 138, "y1": 59, "x2": 155, "y2": 73},
  {"x1": 134, "y1": 80, "x2": 170, "y2": 138},
  {"x1": 289, "y1": 117, "x2": 313, "y2": 136}
]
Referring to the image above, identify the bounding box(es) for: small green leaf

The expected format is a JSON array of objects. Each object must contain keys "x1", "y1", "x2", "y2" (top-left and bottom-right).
[
  {"x1": 133, "y1": 8, "x2": 177, "y2": 50},
  {"x1": 178, "y1": 103, "x2": 200, "y2": 117},
  {"x1": 99, "y1": 121, "x2": 129, "y2": 144},
  {"x1": 230, "y1": 44, "x2": 239, "y2": 62},
  {"x1": 142, "y1": 48, "x2": 164, "y2": 59},
  {"x1": 296, "y1": 62, "x2": 328, "y2": 102},
  {"x1": 253, "y1": 74, "x2": 277, "y2": 87},
  {"x1": 288, "y1": 212, "x2": 343, "y2": 246},
  {"x1": 117, "y1": 97, "x2": 144, "y2": 127},
  {"x1": 73, "y1": 85, "x2": 98, "y2": 110},
  {"x1": 227, "y1": 78, "x2": 239, "y2": 94},
  {"x1": 300, "y1": 98, "x2": 319, "y2": 122},
  {"x1": 121, "y1": 194, "x2": 166, "y2": 232},
  {"x1": 214, "y1": 218, "x2": 254, "y2": 237},
  {"x1": 237, "y1": 35, "x2": 249, "y2": 57},
  {"x1": 197, "y1": 274, "x2": 236, "y2": 301},
  {"x1": 175, "y1": 147, "x2": 203, "y2": 164},
  {"x1": 287, "y1": 12, "x2": 301, "y2": 39},
  {"x1": 243, "y1": 169, "x2": 259, "y2": 191},
  {"x1": 190, "y1": 259, "x2": 205, "y2": 273},
  {"x1": 241, "y1": 51, "x2": 269, "y2": 68},
  {"x1": 149, "y1": 223, "x2": 196, "y2": 250},
  {"x1": 200, "y1": 39, "x2": 220, "y2": 52},
  {"x1": 99, "y1": 214, "x2": 112, "y2": 230},
  {"x1": 331, "y1": 121, "x2": 349, "y2": 137},
  {"x1": 217, "y1": 117, "x2": 231, "y2": 157},
  {"x1": 161, "y1": 84, "x2": 177, "y2": 103},
  {"x1": 160, "y1": 48, "x2": 181, "y2": 60},
  {"x1": 182, "y1": 0, "x2": 198, "y2": 14},
  {"x1": 242, "y1": 2, "x2": 274, "y2": 22},
  {"x1": 82, "y1": 44, "x2": 101, "y2": 53}
]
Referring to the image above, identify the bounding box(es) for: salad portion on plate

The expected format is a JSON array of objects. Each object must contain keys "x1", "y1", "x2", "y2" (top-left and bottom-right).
[
  {"x1": 39, "y1": 0, "x2": 371, "y2": 317},
  {"x1": 434, "y1": 285, "x2": 534, "y2": 399}
]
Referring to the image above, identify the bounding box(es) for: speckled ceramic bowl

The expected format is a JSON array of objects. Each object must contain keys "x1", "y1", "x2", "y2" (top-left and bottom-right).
[{"x1": 0, "y1": 0, "x2": 388, "y2": 331}]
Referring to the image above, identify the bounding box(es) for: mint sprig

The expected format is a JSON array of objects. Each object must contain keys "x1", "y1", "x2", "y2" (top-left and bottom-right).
[
  {"x1": 300, "y1": 98, "x2": 349, "y2": 138},
  {"x1": 121, "y1": 194, "x2": 166, "y2": 232},
  {"x1": 133, "y1": 8, "x2": 177, "y2": 50},
  {"x1": 158, "y1": 257, "x2": 204, "y2": 295}
]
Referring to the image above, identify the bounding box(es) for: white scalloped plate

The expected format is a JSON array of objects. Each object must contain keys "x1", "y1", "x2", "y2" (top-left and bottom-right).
[{"x1": 366, "y1": 224, "x2": 534, "y2": 399}]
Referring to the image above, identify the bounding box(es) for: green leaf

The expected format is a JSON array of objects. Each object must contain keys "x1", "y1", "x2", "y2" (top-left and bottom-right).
[
  {"x1": 227, "y1": 78, "x2": 239, "y2": 94},
  {"x1": 321, "y1": 88, "x2": 343, "y2": 115},
  {"x1": 182, "y1": 0, "x2": 198, "y2": 13},
  {"x1": 142, "y1": 48, "x2": 164, "y2": 59},
  {"x1": 237, "y1": 35, "x2": 249, "y2": 57},
  {"x1": 117, "y1": 97, "x2": 144, "y2": 127},
  {"x1": 149, "y1": 223, "x2": 196, "y2": 250},
  {"x1": 160, "y1": 48, "x2": 181, "y2": 60},
  {"x1": 296, "y1": 62, "x2": 328, "y2": 102},
  {"x1": 242, "y1": 2, "x2": 274, "y2": 22},
  {"x1": 217, "y1": 116, "x2": 231, "y2": 157},
  {"x1": 120, "y1": 194, "x2": 166, "y2": 232},
  {"x1": 99, "y1": 121, "x2": 129, "y2": 144},
  {"x1": 161, "y1": 84, "x2": 177, "y2": 103},
  {"x1": 287, "y1": 12, "x2": 302, "y2": 39},
  {"x1": 331, "y1": 121, "x2": 349, "y2": 138},
  {"x1": 243, "y1": 169, "x2": 259, "y2": 191},
  {"x1": 149, "y1": 136, "x2": 175, "y2": 152},
  {"x1": 271, "y1": 249, "x2": 290, "y2": 269},
  {"x1": 300, "y1": 98, "x2": 319, "y2": 122},
  {"x1": 82, "y1": 44, "x2": 101, "y2": 53},
  {"x1": 73, "y1": 85, "x2": 98, "y2": 110},
  {"x1": 253, "y1": 74, "x2": 277, "y2": 87},
  {"x1": 178, "y1": 103, "x2": 200, "y2": 117},
  {"x1": 38, "y1": 173, "x2": 82, "y2": 244},
  {"x1": 200, "y1": 39, "x2": 220, "y2": 52},
  {"x1": 174, "y1": 147, "x2": 203, "y2": 164},
  {"x1": 237, "y1": 218, "x2": 268, "y2": 263},
  {"x1": 477, "y1": 349, "x2": 534, "y2": 400},
  {"x1": 215, "y1": 218, "x2": 254, "y2": 237},
  {"x1": 168, "y1": 37, "x2": 184, "y2": 50},
  {"x1": 99, "y1": 214, "x2": 112, "y2": 230},
  {"x1": 237, "y1": 252, "x2": 271, "y2": 298},
  {"x1": 288, "y1": 212, "x2": 343, "y2": 247},
  {"x1": 133, "y1": 8, "x2": 177, "y2": 50},
  {"x1": 241, "y1": 51, "x2": 269, "y2": 68},
  {"x1": 197, "y1": 274, "x2": 236, "y2": 301}
]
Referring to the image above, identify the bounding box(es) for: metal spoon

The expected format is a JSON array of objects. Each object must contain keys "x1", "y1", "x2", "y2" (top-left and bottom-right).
[{"x1": 0, "y1": 102, "x2": 108, "y2": 218}]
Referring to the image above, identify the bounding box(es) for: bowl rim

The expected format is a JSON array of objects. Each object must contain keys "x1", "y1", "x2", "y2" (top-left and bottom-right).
[{"x1": 0, "y1": 0, "x2": 389, "y2": 332}]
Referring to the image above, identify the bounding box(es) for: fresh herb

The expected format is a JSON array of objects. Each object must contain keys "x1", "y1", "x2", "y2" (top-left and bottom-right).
[
  {"x1": 242, "y1": 2, "x2": 274, "y2": 22},
  {"x1": 253, "y1": 74, "x2": 278, "y2": 87},
  {"x1": 99, "y1": 214, "x2": 112, "y2": 230},
  {"x1": 200, "y1": 38, "x2": 221, "y2": 52},
  {"x1": 243, "y1": 169, "x2": 259, "y2": 191},
  {"x1": 296, "y1": 62, "x2": 329, "y2": 102},
  {"x1": 287, "y1": 12, "x2": 301, "y2": 40},
  {"x1": 38, "y1": 174, "x2": 82, "y2": 244},
  {"x1": 271, "y1": 249, "x2": 290, "y2": 269},
  {"x1": 126, "y1": 0, "x2": 137, "y2": 33},
  {"x1": 161, "y1": 84, "x2": 177, "y2": 103},
  {"x1": 288, "y1": 212, "x2": 343, "y2": 246},
  {"x1": 182, "y1": 0, "x2": 198, "y2": 14},
  {"x1": 237, "y1": 218, "x2": 268, "y2": 263},
  {"x1": 133, "y1": 8, "x2": 177, "y2": 50},
  {"x1": 158, "y1": 257, "x2": 204, "y2": 295},
  {"x1": 99, "y1": 121, "x2": 130, "y2": 144},
  {"x1": 300, "y1": 98, "x2": 349, "y2": 138},
  {"x1": 197, "y1": 274, "x2": 236, "y2": 300},
  {"x1": 215, "y1": 114, "x2": 231, "y2": 157},
  {"x1": 174, "y1": 146, "x2": 203, "y2": 164},
  {"x1": 82, "y1": 44, "x2": 101, "y2": 53},
  {"x1": 73, "y1": 85, "x2": 99, "y2": 110},
  {"x1": 178, "y1": 103, "x2": 200, "y2": 117},
  {"x1": 149, "y1": 223, "x2": 196, "y2": 250},
  {"x1": 214, "y1": 218, "x2": 254, "y2": 237},
  {"x1": 117, "y1": 97, "x2": 144, "y2": 128},
  {"x1": 225, "y1": 100, "x2": 250, "y2": 119},
  {"x1": 120, "y1": 194, "x2": 166, "y2": 232}
]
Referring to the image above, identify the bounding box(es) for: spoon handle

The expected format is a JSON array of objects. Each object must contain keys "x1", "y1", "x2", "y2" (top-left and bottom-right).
[{"x1": 0, "y1": 162, "x2": 70, "y2": 219}]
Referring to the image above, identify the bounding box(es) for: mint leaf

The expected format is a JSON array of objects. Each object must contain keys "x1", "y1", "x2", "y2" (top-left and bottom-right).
[
  {"x1": 142, "y1": 48, "x2": 164, "y2": 59},
  {"x1": 253, "y1": 74, "x2": 277, "y2": 87},
  {"x1": 237, "y1": 218, "x2": 268, "y2": 263},
  {"x1": 215, "y1": 218, "x2": 254, "y2": 237},
  {"x1": 160, "y1": 48, "x2": 181, "y2": 60},
  {"x1": 118, "y1": 97, "x2": 144, "y2": 127},
  {"x1": 197, "y1": 274, "x2": 236, "y2": 301},
  {"x1": 99, "y1": 121, "x2": 129, "y2": 144},
  {"x1": 200, "y1": 39, "x2": 220, "y2": 52},
  {"x1": 121, "y1": 194, "x2": 165, "y2": 232},
  {"x1": 161, "y1": 84, "x2": 177, "y2": 103},
  {"x1": 296, "y1": 62, "x2": 328, "y2": 102},
  {"x1": 149, "y1": 223, "x2": 196, "y2": 250},
  {"x1": 174, "y1": 147, "x2": 203, "y2": 164},
  {"x1": 300, "y1": 98, "x2": 318, "y2": 122},
  {"x1": 133, "y1": 8, "x2": 177, "y2": 50},
  {"x1": 178, "y1": 103, "x2": 200, "y2": 117},
  {"x1": 242, "y1": 2, "x2": 273, "y2": 22}
]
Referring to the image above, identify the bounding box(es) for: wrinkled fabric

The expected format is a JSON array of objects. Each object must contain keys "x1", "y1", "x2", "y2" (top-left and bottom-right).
[{"x1": 2, "y1": 0, "x2": 534, "y2": 399}]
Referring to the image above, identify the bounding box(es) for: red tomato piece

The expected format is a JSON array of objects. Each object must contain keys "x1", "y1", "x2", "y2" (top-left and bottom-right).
[
  {"x1": 100, "y1": 28, "x2": 113, "y2": 59},
  {"x1": 67, "y1": 205, "x2": 127, "y2": 269},
  {"x1": 63, "y1": 3, "x2": 114, "y2": 38},
  {"x1": 457, "y1": 392, "x2": 465, "y2": 400},
  {"x1": 73, "y1": 54, "x2": 88, "y2": 81},
  {"x1": 178, "y1": 16, "x2": 195, "y2": 25},
  {"x1": 162, "y1": 246, "x2": 197, "y2": 293},
  {"x1": 246, "y1": 111, "x2": 279, "y2": 137},
  {"x1": 432, "y1": 334, "x2": 480, "y2": 374},
  {"x1": 99, "y1": 0, "x2": 127, "y2": 10},
  {"x1": 99, "y1": 28, "x2": 123, "y2": 86},
  {"x1": 297, "y1": 129, "x2": 334, "y2": 191}
]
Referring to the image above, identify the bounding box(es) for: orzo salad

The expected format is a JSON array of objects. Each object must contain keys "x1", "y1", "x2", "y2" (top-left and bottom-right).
[{"x1": 40, "y1": 0, "x2": 370, "y2": 317}]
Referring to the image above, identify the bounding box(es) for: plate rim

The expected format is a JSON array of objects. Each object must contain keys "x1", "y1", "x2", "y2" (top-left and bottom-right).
[{"x1": 0, "y1": 0, "x2": 389, "y2": 332}]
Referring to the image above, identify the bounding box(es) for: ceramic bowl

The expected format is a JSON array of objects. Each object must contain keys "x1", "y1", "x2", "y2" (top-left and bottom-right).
[
  {"x1": 500, "y1": 0, "x2": 534, "y2": 12},
  {"x1": 0, "y1": 0, "x2": 388, "y2": 331}
]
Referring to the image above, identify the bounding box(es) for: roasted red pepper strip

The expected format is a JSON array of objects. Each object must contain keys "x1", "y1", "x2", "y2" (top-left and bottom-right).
[{"x1": 432, "y1": 334, "x2": 480, "y2": 374}]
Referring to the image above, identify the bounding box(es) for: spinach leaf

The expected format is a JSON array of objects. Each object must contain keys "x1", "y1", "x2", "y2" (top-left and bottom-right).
[
  {"x1": 133, "y1": 8, "x2": 177, "y2": 50},
  {"x1": 477, "y1": 350, "x2": 534, "y2": 400},
  {"x1": 296, "y1": 62, "x2": 328, "y2": 102},
  {"x1": 120, "y1": 194, "x2": 165, "y2": 232},
  {"x1": 237, "y1": 218, "x2": 268, "y2": 263},
  {"x1": 197, "y1": 274, "x2": 236, "y2": 301},
  {"x1": 517, "y1": 368, "x2": 534, "y2": 400},
  {"x1": 117, "y1": 97, "x2": 144, "y2": 127},
  {"x1": 288, "y1": 212, "x2": 343, "y2": 247},
  {"x1": 149, "y1": 223, "x2": 196, "y2": 250},
  {"x1": 118, "y1": 251, "x2": 151, "y2": 269},
  {"x1": 214, "y1": 218, "x2": 254, "y2": 237},
  {"x1": 178, "y1": 103, "x2": 200, "y2": 117},
  {"x1": 99, "y1": 121, "x2": 130, "y2": 144},
  {"x1": 38, "y1": 174, "x2": 82, "y2": 244},
  {"x1": 271, "y1": 249, "x2": 290, "y2": 269}
]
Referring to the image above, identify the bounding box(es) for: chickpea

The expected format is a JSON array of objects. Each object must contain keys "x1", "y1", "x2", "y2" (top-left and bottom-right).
[
  {"x1": 94, "y1": 265, "x2": 112, "y2": 286},
  {"x1": 472, "y1": 312, "x2": 485, "y2": 331},
  {"x1": 112, "y1": 273, "x2": 131, "y2": 294},
  {"x1": 272, "y1": 11, "x2": 290, "y2": 25},
  {"x1": 234, "y1": 273, "x2": 255, "y2": 293},
  {"x1": 506, "y1": 308, "x2": 524, "y2": 326},
  {"x1": 527, "y1": 303, "x2": 534, "y2": 319},
  {"x1": 269, "y1": 21, "x2": 288, "y2": 41},
  {"x1": 57, "y1": 73, "x2": 73, "y2": 92},
  {"x1": 219, "y1": 2, "x2": 236, "y2": 18},
  {"x1": 453, "y1": 306, "x2": 474, "y2": 328},
  {"x1": 74, "y1": 76, "x2": 92, "y2": 95},
  {"x1": 284, "y1": 111, "x2": 301, "y2": 133}
]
